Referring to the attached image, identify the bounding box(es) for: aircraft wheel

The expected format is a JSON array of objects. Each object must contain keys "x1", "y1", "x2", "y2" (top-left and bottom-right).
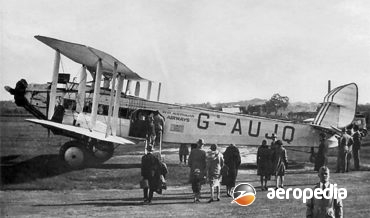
[
  {"x1": 92, "y1": 142, "x2": 114, "y2": 163},
  {"x1": 59, "y1": 141, "x2": 87, "y2": 168}
]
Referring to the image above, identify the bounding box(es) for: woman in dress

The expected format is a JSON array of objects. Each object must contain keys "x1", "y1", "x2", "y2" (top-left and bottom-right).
[
  {"x1": 222, "y1": 144, "x2": 241, "y2": 196},
  {"x1": 257, "y1": 140, "x2": 272, "y2": 190}
]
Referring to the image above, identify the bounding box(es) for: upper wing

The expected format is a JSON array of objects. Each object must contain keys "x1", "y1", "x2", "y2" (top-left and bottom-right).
[
  {"x1": 34, "y1": 35, "x2": 148, "y2": 81},
  {"x1": 26, "y1": 119, "x2": 136, "y2": 145}
]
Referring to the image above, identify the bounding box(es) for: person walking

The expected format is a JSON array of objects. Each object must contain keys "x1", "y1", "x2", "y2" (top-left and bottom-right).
[
  {"x1": 141, "y1": 145, "x2": 161, "y2": 204},
  {"x1": 191, "y1": 168, "x2": 202, "y2": 203},
  {"x1": 272, "y1": 140, "x2": 288, "y2": 189},
  {"x1": 257, "y1": 140, "x2": 272, "y2": 191},
  {"x1": 188, "y1": 139, "x2": 207, "y2": 187},
  {"x1": 314, "y1": 133, "x2": 328, "y2": 171},
  {"x1": 222, "y1": 144, "x2": 241, "y2": 197},
  {"x1": 352, "y1": 125, "x2": 363, "y2": 171},
  {"x1": 153, "y1": 111, "x2": 165, "y2": 147},
  {"x1": 306, "y1": 166, "x2": 343, "y2": 218},
  {"x1": 146, "y1": 113, "x2": 156, "y2": 145},
  {"x1": 206, "y1": 144, "x2": 224, "y2": 203},
  {"x1": 179, "y1": 144, "x2": 190, "y2": 166}
]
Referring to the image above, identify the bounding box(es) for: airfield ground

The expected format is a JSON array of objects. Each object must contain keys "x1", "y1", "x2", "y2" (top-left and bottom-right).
[{"x1": 1, "y1": 116, "x2": 370, "y2": 217}]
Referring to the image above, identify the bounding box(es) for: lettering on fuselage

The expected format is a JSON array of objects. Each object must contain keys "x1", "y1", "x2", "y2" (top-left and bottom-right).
[
  {"x1": 197, "y1": 112, "x2": 209, "y2": 129},
  {"x1": 167, "y1": 115, "x2": 190, "y2": 122},
  {"x1": 197, "y1": 112, "x2": 295, "y2": 143},
  {"x1": 164, "y1": 111, "x2": 193, "y2": 123}
]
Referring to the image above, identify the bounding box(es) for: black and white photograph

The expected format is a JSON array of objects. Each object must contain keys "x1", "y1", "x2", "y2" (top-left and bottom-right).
[{"x1": 1, "y1": 0, "x2": 370, "y2": 217}]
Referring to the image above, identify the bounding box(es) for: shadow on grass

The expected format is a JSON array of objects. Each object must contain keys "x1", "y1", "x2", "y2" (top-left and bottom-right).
[
  {"x1": 91, "y1": 163, "x2": 141, "y2": 169},
  {"x1": 34, "y1": 195, "x2": 196, "y2": 207},
  {"x1": 0, "y1": 154, "x2": 146, "y2": 185},
  {"x1": 1, "y1": 154, "x2": 71, "y2": 185},
  {"x1": 0, "y1": 155, "x2": 20, "y2": 163},
  {"x1": 34, "y1": 200, "x2": 195, "y2": 207}
]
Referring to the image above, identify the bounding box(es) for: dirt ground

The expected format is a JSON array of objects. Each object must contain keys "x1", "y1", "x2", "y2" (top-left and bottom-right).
[
  {"x1": 1, "y1": 116, "x2": 370, "y2": 217},
  {"x1": 2, "y1": 170, "x2": 370, "y2": 218}
]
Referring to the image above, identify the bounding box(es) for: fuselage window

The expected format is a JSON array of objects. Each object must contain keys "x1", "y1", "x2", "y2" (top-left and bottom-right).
[
  {"x1": 83, "y1": 102, "x2": 92, "y2": 113},
  {"x1": 98, "y1": 104, "x2": 108, "y2": 115},
  {"x1": 119, "y1": 107, "x2": 129, "y2": 119}
]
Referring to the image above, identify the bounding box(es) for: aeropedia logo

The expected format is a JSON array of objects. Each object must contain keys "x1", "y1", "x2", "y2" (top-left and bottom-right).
[
  {"x1": 231, "y1": 183, "x2": 256, "y2": 206},
  {"x1": 266, "y1": 184, "x2": 347, "y2": 203}
]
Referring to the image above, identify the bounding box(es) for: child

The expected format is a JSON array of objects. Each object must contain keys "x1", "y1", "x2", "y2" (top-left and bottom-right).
[
  {"x1": 206, "y1": 144, "x2": 223, "y2": 202},
  {"x1": 179, "y1": 144, "x2": 189, "y2": 166},
  {"x1": 192, "y1": 168, "x2": 202, "y2": 203}
]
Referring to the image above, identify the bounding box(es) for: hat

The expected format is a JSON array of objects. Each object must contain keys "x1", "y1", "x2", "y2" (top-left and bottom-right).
[
  {"x1": 197, "y1": 139, "x2": 205, "y2": 145},
  {"x1": 146, "y1": 145, "x2": 153, "y2": 152},
  {"x1": 276, "y1": 140, "x2": 283, "y2": 146},
  {"x1": 210, "y1": 144, "x2": 218, "y2": 151}
]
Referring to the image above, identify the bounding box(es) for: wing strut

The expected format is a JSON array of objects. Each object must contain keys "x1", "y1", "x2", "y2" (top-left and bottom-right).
[
  {"x1": 76, "y1": 65, "x2": 87, "y2": 113},
  {"x1": 89, "y1": 59, "x2": 102, "y2": 129},
  {"x1": 105, "y1": 62, "x2": 118, "y2": 137},
  {"x1": 48, "y1": 50, "x2": 61, "y2": 119},
  {"x1": 146, "y1": 81, "x2": 152, "y2": 100},
  {"x1": 126, "y1": 80, "x2": 132, "y2": 95},
  {"x1": 157, "y1": 82, "x2": 162, "y2": 101},
  {"x1": 112, "y1": 75, "x2": 124, "y2": 136}
]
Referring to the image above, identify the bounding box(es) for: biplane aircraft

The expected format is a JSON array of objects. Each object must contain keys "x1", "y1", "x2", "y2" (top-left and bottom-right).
[{"x1": 5, "y1": 36, "x2": 359, "y2": 168}]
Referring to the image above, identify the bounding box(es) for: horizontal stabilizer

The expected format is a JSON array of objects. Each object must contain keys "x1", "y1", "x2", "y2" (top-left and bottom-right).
[{"x1": 26, "y1": 119, "x2": 136, "y2": 145}]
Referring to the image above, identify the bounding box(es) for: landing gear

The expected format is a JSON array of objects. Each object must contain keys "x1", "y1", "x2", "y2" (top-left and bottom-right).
[
  {"x1": 59, "y1": 141, "x2": 87, "y2": 168},
  {"x1": 91, "y1": 141, "x2": 114, "y2": 163},
  {"x1": 59, "y1": 140, "x2": 115, "y2": 168}
]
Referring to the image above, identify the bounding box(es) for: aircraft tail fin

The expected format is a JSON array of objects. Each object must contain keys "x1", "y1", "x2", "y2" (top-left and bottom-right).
[{"x1": 313, "y1": 83, "x2": 358, "y2": 129}]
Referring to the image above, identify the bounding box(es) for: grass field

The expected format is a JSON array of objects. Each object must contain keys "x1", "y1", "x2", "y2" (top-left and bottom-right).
[{"x1": 1, "y1": 116, "x2": 370, "y2": 217}]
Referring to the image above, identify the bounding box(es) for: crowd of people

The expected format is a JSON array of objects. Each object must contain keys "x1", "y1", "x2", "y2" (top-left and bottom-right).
[
  {"x1": 187, "y1": 139, "x2": 241, "y2": 203},
  {"x1": 139, "y1": 120, "x2": 365, "y2": 218},
  {"x1": 140, "y1": 138, "x2": 242, "y2": 204}
]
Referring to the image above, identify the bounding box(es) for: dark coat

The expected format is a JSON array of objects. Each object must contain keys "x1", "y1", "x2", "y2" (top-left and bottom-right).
[
  {"x1": 314, "y1": 139, "x2": 328, "y2": 171},
  {"x1": 222, "y1": 145, "x2": 241, "y2": 187},
  {"x1": 141, "y1": 152, "x2": 161, "y2": 190},
  {"x1": 188, "y1": 148, "x2": 207, "y2": 181},
  {"x1": 352, "y1": 131, "x2": 362, "y2": 150},
  {"x1": 179, "y1": 144, "x2": 189, "y2": 156},
  {"x1": 257, "y1": 145, "x2": 272, "y2": 177},
  {"x1": 272, "y1": 147, "x2": 288, "y2": 176}
]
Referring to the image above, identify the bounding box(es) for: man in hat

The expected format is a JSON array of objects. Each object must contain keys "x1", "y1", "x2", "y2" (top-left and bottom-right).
[
  {"x1": 306, "y1": 166, "x2": 343, "y2": 218},
  {"x1": 272, "y1": 140, "x2": 288, "y2": 189},
  {"x1": 270, "y1": 133, "x2": 278, "y2": 150},
  {"x1": 141, "y1": 145, "x2": 161, "y2": 203},
  {"x1": 188, "y1": 139, "x2": 207, "y2": 187}
]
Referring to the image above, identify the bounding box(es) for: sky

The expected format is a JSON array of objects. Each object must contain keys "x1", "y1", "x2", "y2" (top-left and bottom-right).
[{"x1": 1, "y1": 0, "x2": 370, "y2": 104}]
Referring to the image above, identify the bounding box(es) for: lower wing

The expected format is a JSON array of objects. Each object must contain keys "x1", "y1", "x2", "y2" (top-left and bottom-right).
[{"x1": 26, "y1": 118, "x2": 136, "y2": 145}]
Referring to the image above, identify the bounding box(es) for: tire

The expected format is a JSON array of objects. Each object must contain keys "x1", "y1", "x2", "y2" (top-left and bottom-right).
[
  {"x1": 59, "y1": 141, "x2": 87, "y2": 168},
  {"x1": 92, "y1": 142, "x2": 114, "y2": 163}
]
